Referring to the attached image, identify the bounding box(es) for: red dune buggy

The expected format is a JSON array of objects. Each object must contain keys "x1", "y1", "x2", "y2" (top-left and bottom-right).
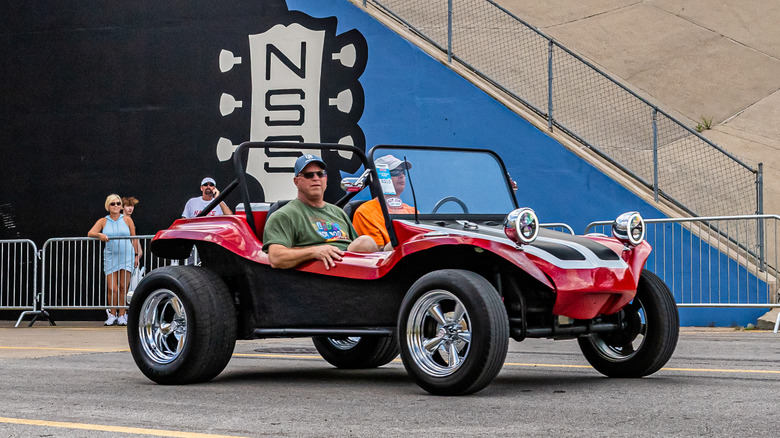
[{"x1": 127, "y1": 142, "x2": 679, "y2": 395}]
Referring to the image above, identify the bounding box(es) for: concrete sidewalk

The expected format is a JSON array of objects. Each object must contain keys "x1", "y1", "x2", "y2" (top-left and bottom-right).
[
  {"x1": 498, "y1": 0, "x2": 780, "y2": 215},
  {"x1": 0, "y1": 321, "x2": 129, "y2": 359}
]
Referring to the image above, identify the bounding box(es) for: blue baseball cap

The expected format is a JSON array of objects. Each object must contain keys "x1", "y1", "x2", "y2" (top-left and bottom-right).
[{"x1": 294, "y1": 154, "x2": 327, "y2": 176}]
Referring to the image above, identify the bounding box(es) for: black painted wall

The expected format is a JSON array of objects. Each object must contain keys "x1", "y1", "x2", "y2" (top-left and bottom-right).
[{"x1": 0, "y1": 0, "x2": 297, "y2": 244}]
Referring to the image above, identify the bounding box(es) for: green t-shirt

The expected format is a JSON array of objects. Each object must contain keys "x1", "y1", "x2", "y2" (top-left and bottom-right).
[{"x1": 262, "y1": 199, "x2": 358, "y2": 252}]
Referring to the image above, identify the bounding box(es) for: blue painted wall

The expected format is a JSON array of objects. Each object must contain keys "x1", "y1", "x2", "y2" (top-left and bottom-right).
[
  {"x1": 289, "y1": 0, "x2": 770, "y2": 326},
  {"x1": 289, "y1": 0, "x2": 661, "y2": 231}
]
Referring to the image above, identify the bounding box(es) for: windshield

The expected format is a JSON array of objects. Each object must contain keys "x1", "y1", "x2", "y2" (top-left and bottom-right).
[{"x1": 369, "y1": 146, "x2": 518, "y2": 218}]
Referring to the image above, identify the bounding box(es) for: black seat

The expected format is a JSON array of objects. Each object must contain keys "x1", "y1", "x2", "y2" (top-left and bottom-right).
[
  {"x1": 343, "y1": 199, "x2": 368, "y2": 221},
  {"x1": 266, "y1": 200, "x2": 291, "y2": 221}
]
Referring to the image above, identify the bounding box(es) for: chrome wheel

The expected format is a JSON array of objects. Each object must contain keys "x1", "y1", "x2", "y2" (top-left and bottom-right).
[
  {"x1": 578, "y1": 269, "x2": 679, "y2": 378},
  {"x1": 312, "y1": 335, "x2": 398, "y2": 369},
  {"x1": 406, "y1": 289, "x2": 472, "y2": 377},
  {"x1": 399, "y1": 270, "x2": 508, "y2": 395},
  {"x1": 590, "y1": 298, "x2": 646, "y2": 361},
  {"x1": 139, "y1": 288, "x2": 187, "y2": 364},
  {"x1": 128, "y1": 266, "x2": 236, "y2": 384},
  {"x1": 327, "y1": 337, "x2": 362, "y2": 350}
]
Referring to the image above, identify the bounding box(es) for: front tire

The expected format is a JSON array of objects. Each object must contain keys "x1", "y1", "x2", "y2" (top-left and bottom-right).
[
  {"x1": 127, "y1": 266, "x2": 237, "y2": 384},
  {"x1": 398, "y1": 269, "x2": 509, "y2": 395},
  {"x1": 312, "y1": 335, "x2": 399, "y2": 369},
  {"x1": 578, "y1": 269, "x2": 679, "y2": 377}
]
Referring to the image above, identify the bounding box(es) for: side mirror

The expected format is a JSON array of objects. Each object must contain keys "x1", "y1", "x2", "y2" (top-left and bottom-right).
[
  {"x1": 507, "y1": 173, "x2": 518, "y2": 192},
  {"x1": 340, "y1": 169, "x2": 372, "y2": 193},
  {"x1": 341, "y1": 177, "x2": 364, "y2": 193}
]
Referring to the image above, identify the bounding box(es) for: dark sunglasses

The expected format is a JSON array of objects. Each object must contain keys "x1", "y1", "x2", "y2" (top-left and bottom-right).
[
  {"x1": 389, "y1": 169, "x2": 405, "y2": 177},
  {"x1": 202, "y1": 182, "x2": 215, "y2": 187},
  {"x1": 299, "y1": 170, "x2": 327, "y2": 179},
  {"x1": 109, "y1": 202, "x2": 122, "y2": 206}
]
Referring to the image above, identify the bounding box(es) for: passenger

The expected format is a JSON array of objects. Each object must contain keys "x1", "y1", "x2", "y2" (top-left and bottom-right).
[
  {"x1": 122, "y1": 196, "x2": 140, "y2": 232},
  {"x1": 352, "y1": 155, "x2": 415, "y2": 250},
  {"x1": 121, "y1": 196, "x2": 139, "y2": 218},
  {"x1": 182, "y1": 177, "x2": 233, "y2": 218},
  {"x1": 263, "y1": 154, "x2": 378, "y2": 269},
  {"x1": 87, "y1": 194, "x2": 142, "y2": 326}
]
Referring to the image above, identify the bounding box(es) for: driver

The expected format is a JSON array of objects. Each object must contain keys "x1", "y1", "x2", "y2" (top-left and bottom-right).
[
  {"x1": 353, "y1": 155, "x2": 416, "y2": 250},
  {"x1": 263, "y1": 154, "x2": 379, "y2": 269}
]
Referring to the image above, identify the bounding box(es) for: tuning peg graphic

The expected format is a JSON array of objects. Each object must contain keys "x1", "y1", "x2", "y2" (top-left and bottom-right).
[
  {"x1": 332, "y1": 44, "x2": 356, "y2": 68},
  {"x1": 328, "y1": 89, "x2": 353, "y2": 113},
  {"x1": 216, "y1": 137, "x2": 238, "y2": 161},
  {"x1": 337, "y1": 135, "x2": 354, "y2": 159},
  {"x1": 219, "y1": 49, "x2": 242, "y2": 73},
  {"x1": 219, "y1": 93, "x2": 243, "y2": 116}
]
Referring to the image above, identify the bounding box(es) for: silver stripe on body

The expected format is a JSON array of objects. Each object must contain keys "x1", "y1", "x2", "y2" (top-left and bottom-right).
[{"x1": 399, "y1": 220, "x2": 628, "y2": 270}]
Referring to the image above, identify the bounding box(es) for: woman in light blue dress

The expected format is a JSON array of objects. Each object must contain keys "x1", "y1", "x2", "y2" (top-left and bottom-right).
[{"x1": 88, "y1": 194, "x2": 142, "y2": 326}]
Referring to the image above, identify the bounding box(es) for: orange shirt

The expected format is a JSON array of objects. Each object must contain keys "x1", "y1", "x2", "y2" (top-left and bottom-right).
[{"x1": 352, "y1": 198, "x2": 416, "y2": 248}]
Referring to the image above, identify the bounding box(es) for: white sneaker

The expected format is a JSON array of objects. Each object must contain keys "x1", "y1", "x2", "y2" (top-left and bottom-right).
[
  {"x1": 104, "y1": 310, "x2": 118, "y2": 326},
  {"x1": 117, "y1": 314, "x2": 128, "y2": 326}
]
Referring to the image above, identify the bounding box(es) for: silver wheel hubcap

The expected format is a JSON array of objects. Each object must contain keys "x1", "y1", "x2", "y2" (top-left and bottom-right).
[
  {"x1": 139, "y1": 288, "x2": 188, "y2": 364},
  {"x1": 406, "y1": 290, "x2": 472, "y2": 377}
]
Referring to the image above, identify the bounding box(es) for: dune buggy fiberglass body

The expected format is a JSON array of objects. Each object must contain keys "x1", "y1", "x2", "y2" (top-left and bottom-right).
[{"x1": 127, "y1": 142, "x2": 679, "y2": 395}]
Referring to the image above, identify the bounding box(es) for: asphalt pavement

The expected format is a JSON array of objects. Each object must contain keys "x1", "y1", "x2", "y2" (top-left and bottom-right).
[{"x1": 1, "y1": 322, "x2": 778, "y2": 437}]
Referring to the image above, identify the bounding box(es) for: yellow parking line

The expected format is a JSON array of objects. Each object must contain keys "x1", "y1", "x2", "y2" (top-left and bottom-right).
[
  {"x1": 503, "y1": 362, "x2": 780, "y2": 374},
  {"x1": 233, "y1": 352, "x2": 322, "y2": 359},
  {"x1": 0, "y1": 417, "x2": 249, "y2": 438},
  {"x1": 661, "y1": 366, "x2": 780, "y2": 374},
  {"x1": 505, "y1": 362, "x2": 591, "y2": 369},
  {"x1": 233, "y1": 352, "x2": 405, "y2": 362},
  {"x1": 4, "y1": 347, "x2": 777, "y2": 376},
  {"x1": 236, "y1": 354, "x2": 780, "y2": 375}
]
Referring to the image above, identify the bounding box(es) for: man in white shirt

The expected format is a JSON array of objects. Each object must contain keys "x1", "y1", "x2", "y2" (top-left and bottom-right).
[{"x1": 182, "y1": 177, "x2": 233, "y2": 218}]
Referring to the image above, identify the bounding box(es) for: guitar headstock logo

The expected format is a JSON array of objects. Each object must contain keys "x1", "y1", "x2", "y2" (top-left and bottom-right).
[{"x1": 215, "y1": 11, "x2": 368, "y2": 202}]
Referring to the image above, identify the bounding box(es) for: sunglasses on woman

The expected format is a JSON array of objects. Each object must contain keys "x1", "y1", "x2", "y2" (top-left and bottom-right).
[
  {"x1": 299, "y1": 170, "x2": 327, "y2": 179},
  {"x1": 109, "y1": 202, "x2": 122, "y2": 206}
]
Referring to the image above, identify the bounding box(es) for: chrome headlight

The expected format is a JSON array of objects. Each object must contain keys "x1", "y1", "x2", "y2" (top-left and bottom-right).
[
  {"x1": 612, "y1": 211, "x2": 645, "y2": 247},
  {"x1": 504, "y1": 208, "x2": 539, "y2": 245}
]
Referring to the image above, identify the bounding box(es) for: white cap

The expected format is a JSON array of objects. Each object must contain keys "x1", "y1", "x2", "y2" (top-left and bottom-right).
[
  {"x1": 201, "y1": 177, "x2": 216, "y2": 186},
  {"x1": 374, "y1": 155, "x2": 411, "y2": 171}
]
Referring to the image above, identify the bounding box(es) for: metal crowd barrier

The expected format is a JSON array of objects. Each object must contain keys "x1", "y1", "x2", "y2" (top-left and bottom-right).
[
  {"x1": 15, "y1": 236, "x2": 198, "y2": 327},
  {"x1": 586, "y1": 215, "x2": 780, "y2": 333},
  {"x1": 4, "y1": 217, "x2": 778, "y2": 331},
  {"x1": 541, "y1": 223, "x2": 574, "y2": 234},
  {"x1": 0, "y1": 239, "x2": 39, "y2": 325}
]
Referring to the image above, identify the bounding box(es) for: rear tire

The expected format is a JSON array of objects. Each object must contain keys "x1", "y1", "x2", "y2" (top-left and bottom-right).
[
  {"x1": 398, "y1": 269, "x2": 509, "y2": 395},
  {"x1": 312, "y1": 335, "x2": 399, "y2": 369},
  {"x1": 578, "y1": 269, "x2": 679, "y2": 377},
  {"x1": 127, "y1": 266, "x2": 237, "y2": 384}
]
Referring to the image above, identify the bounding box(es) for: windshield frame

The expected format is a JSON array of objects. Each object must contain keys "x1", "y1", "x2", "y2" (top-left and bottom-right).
[{"x1": 367, "y1": 145, "x2": 518, "y2": 247}]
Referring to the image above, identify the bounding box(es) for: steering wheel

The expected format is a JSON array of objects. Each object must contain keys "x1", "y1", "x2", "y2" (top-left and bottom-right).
[{"x1": 431, "y1": 196, "x2": 470, "y2": 214}]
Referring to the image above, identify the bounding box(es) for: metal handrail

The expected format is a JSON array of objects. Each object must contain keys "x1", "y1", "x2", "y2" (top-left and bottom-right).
[{"x1": 357, "y1": 0, "x2": 763, "y2": 218}]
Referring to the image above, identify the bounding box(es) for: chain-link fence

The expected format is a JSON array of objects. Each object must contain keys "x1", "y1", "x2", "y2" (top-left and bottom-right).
[{"x1": 359, "y1": 0, "x2": 762, "y2": 219}]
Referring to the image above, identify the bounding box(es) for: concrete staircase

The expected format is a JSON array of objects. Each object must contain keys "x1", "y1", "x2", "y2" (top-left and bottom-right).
[{"x1": 496, "y1": 0, "x2": 780, "y2": 216}]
